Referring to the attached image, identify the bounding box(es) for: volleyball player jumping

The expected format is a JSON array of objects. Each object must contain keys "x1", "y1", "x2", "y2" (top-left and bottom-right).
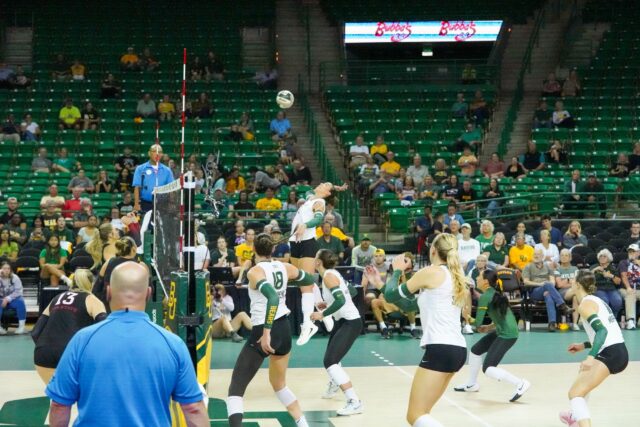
[
  {"x1": 289, "y1": 182, "x2": 347, "y2": 345},
  {"x1": 384, "y1": 234, "x2": 469, "y2": 427},
  {"x1": 559, "y1": 270, "x2": 628, "y2": 427},
  {"x1": 310, "y1": 249, "x2": 363, "y2": 416},
  {"x1": 454, "y1": 269, "x2": 531, "y2": 401},
  {"x1": 226, "y1": 234, "x2": 317, "y2": 427}
]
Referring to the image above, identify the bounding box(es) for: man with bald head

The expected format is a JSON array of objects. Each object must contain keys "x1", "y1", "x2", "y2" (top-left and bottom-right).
[
  {"x1": 46, "y1": 262, "x2": 209, "y2": 427},
  {"x1": 132, "y1": 144, "x2": 174, "y2": 214}
]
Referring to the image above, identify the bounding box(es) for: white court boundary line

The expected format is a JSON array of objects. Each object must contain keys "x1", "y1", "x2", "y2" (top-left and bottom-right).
[{"x1": 371, "y1": 350, "x2": 495, "y2": 427}]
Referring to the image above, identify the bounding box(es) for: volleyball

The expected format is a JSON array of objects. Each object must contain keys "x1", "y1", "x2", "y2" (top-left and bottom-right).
[{"x1": 276, "y1": 90, "x2": 295, "y2": 109}]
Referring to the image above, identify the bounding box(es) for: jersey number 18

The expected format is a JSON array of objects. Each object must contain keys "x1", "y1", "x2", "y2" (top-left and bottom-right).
[{"x1": 272, "y1": 271, "x2": 284, "y2": 290}]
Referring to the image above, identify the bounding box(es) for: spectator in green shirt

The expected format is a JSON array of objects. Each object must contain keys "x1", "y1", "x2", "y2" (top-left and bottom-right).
[
  {"x1": 58, "y1": 98, "x2": 81, "y2": 130},
  {"x1": 39, "y1": 235, "x2": 71, "y2": 287},
  {"x1": 0, "y1": 229, "x2": 19, "y2": 262},
  {"x1": 483, "y1": 232, "x2": 510, "y2": 269},
  {"x1": 316, "y1": 222, "x2": 344, "y2": 263},
  {"x1": 476, "y1": 220, "x2": 495, "y2": 252},
  {"x1": 53, "y1": 147, "x2": 82, "y2": 173},
  {"x1": 452, "y1": 122, "x2": 482, "y2": 153}
]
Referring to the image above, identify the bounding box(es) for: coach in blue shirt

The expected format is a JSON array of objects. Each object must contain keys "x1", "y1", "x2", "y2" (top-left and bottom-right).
[
  {"x1": 46, "y1": 262, "x2": 209, "y2": 427},
  {"x1": 133, "y1": 144, "x2": 174, "y2": 214}
]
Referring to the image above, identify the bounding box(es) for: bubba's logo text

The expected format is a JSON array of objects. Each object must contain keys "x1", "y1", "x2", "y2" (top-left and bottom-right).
[
  {"x1": 439, "y1": 21, "x2": 477, "y2": 41},
  {"x1": 375, "y1": 22, "x2": 412, "y2": 42}
]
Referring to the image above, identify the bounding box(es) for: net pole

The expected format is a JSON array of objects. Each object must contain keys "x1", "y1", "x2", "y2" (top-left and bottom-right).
[{"x1": 179, "y1": 48, "x2": 187, "y2": 271}]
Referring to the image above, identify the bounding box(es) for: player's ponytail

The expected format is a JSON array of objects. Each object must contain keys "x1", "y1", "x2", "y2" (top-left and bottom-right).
[
  {"x1": 72, "y1": 268, "x2": 94, "y2": 293},
  {"x1": 483, "y1": 269, "x2": 509, "y2": 317},
  {"x1": 115, "y1": 236, "x2": 136, "y2": 257},
  {"x1": 433, "y1": 233, "x2": 468, "y2": 307}
]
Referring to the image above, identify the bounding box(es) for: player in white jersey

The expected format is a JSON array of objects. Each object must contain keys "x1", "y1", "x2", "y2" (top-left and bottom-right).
[
  {"x1": 289, "y1": 182, "x2": 348, "y2": 345},
  {"x1": 560, "y1": 269, "x2": 628, "y2": 427},
  {"x1": 310, "y1": 249, "x2": 363, "y2": 416},
  {"x1": 227, "y1": 234, "x2": 316, "y2": 427},
  {"x1": 384, "y1": 233, "x2": 469, "y2": 427}
]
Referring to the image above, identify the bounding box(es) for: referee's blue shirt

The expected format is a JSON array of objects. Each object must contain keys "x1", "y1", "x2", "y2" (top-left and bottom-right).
[
  {"x1": 46, "y1": 310, "x2": 203, "y2": 427},
  {"x1": 132, "y1": 161, "x2": 174, "y2": 202}
]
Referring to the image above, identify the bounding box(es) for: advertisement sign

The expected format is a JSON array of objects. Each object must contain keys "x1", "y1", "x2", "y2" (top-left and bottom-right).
[{"x1": 344, "y1": 21, "x2": 503, "y2": 43}]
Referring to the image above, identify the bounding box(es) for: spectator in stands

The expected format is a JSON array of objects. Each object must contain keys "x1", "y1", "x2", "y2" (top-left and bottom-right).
[
  {"x1": 316, "y1": 221, "x2": 345, "y2": 262},
  {"x1": 541, "y1": 72, "x2": 561, "y2": 97},
  {"x1": 0, "y1": 197, "x2": 25, "y2": 229},
  {"x1": 136, "y1": 93, "x2": 157, "y2": 119},
  {"x1": 561, "y1": 169, "x2": 583, "y2": 216},
  {"x1": 211, "y1": 236, "x2": 238, "y2": 268},
  {"x1": 325, "y1": 200, "x2": 344, "y2": 230},
  {"x1": 62, "y1": 187, "x2": 83, "y2": 219},
  {"x1": 235, "y1": 111, "x2": 255, "y2": 141},
  {"x1": 397, "y1": 176, "x2": 416, "y2": 201},
  {"x1": 629, "y1": 222, "x2": 640, "y2": 245},
  {"x1": 250, "y1": 166, "x2": 281, "y2": 191},
  {"x1": 469, "y1": 90, "x2": 490, "y2": 126},
  {"x1": 351, "y1": 235, "x2": 376, "y2": 267},
  {"x1": 523, "y1": 248, "x2": 572, "y2": 332},
  {"x1": 117, "y1": 191, "x2": 134, "y2": 215},
  {"x1": 461, "y1": 63, "x2": 477, "y2": 84},
  {"x1": 482, "y1": 153, "x2": 504, "y2": 179},
  {"x1": 535, "y1": 229, "x2": 560, "y2": 269},
  {"x1": 629, "y1": 142, "x2": 640, "y2": 173},
  {"x1": 441, "y1": 175, "x2": 461, "y2": 202},
  {"x1": 100, "y1": 73, "x2": 122, "y2": 99},
  {"x1": 253, "y1": 65, "x2": 278, "y2": 89},
  {"x1": 70, "y1": 59, "x2": 86, "y2": 81},
  {"x1": 20, "y1": 114, "x2": 41, "y2": 142},
  {"x1": 40, "y1": 184, "x2": 65, "y2": 212},
  {"x1": 432, "y1": 158, "x2": 449, "y2": 184},
  {"x1": 582, "y1": 173, "x2": 606, "y2": 218},
  {"x1": 361, "y1": 249, "x2": 389, "y2": 305},
  {"x1": 509, "y1": 233, "x2": 534, "y2": 271},
  {"x1": 539, "y1": 215, "x2": 562, "y2": 246},
  {"x1": 619, "y1": 243, "x2": 640, "y2": 330},
  {"x1": 453, "y1": 122, "x2": 482, "y2": 153},
  {"x1": 192, "y1": 93, "x2": 212, "y2": 119},
  {"x1": 369, "y1": 134, "x2": 388, "y2": 165},
  {"x1": 417, "y1": 175, "x2": 439, "y2": 201},
  {"x1": 287, "y1": 159, "x2": 312, "y2": 185},
  {"x1": 224, "y1": 168, "x2": 245, "y2": 194},
  {"x1": 67, "y1": 170, "x2": 94, "y2": 193},
  {"x1": 114, "y1": 168, "x2": 132, "y2": 193},
  {"x1": 609, "y1": 153, "x2": 630, "y2": 178},
  {"x1": 0, "y1": 63, "x2": 14, "y2": 88},
  {"x1": 533, "y1": 99, "x2": 553, "y2": 129},
  {"x1": 255, "y1": 188, "x2": 282, "y2": 218},
  {"x1": 6, "y1": 214, "x2": 27, "y2": 246},
  {"x1": 157, "y1": 95, "x2": 175, "y2": 122},
  {"x1": 0, "y1": 114, "x2": 20, "y2": 144},
  {"x1": 458, "y1": 147, "x2": 478, "y2": 177},
  {"x1": 451, "y1": 92, "x2": 468, "y2": 118},
  {"x1": 120, "y1": 47, "x2": 141, "y2": 71},
  {"x1": 53, "y1": 147, "x2": 81, "y2": 174},
  {"x1": 48, "y1": 216, "x2": 73, "y2": 246},
  {"x1": 554, "y1": 249, "x2": 579, "y2": 329},
  {"x1": 80, "y1": 102, "x2": 100, "y2": 130},
  {"x1": 459, "y1": 223, "x2": 481, "y2": 273},
  {"x1": 443, "y1": 202, "x2": 464, "y2": 226},
  {"x1": 368, "y1": 171, "x2": 395, "y2": 195},
  {"x1": 484, "y1": 232, "x2": 510, "y2": 268},
  {"x1": 58, "y1": 98, "x2": 81, "y2": 130},
  {"x1": 458, "y1": 179, "x2": 476, "y2": 212},
  {"x1": 415, "y1": 205, "x2": 433, "y2": 238},
  {"x1": 269, "y1": 109, "x2": 291, "y2": 141},
  {"x1": 234, "y1": 228, "x2": 255, "y2": 265},
  {"x1": 94, "y1": 170, "x2": 112, "y2": 194},
  {"x1": 10, "y1": 65, "x2": 30, "y2": 88},
  {"x1": 509, "y1": 222, "x2": 535, "y2": 247},
  {"x1": 73, "y1": 201, "x2": 94, "y2": 231},
  {"x1": 32, "y1": 148, "x2": 54, "y2": 173},
  {"x1": 115, "y1": 146, "x2": 139, "y2": 173},
  {"x1": 205, "y1": 51, "x2": 225, "y2": 81},
  {"x1": 447, "y1": 219, "x2": 461, "y2": 239},
  {"x1": 475, "y1": 220, "x2": 495, "y2": 252},
  {"x1": 561, "y1": 69, "x2": 581, "y2": 97},
  {"x1": 229, "y1": 190, "x2": 253, "y2": 220},
  {"x1": 51, "y1": 54, "x2": 70, "y2": 80},
  {"x1": 519, "y1": 141, "x2": 546, "y2": 173},
  {"x1": 562, "y1": 221, "x2": 588, "y2": 249},
  {"x1": 483, "y1": 178, "x2": 503, "y2": 218},
  {"x1": 407, "y1": 154, "x2": 429, "y2": 184},
  {"x1": 140, "y1": 47, "x2": 160, "y2": 72},
  {"x1": 357, "y1": 156, "x2": 379, "y2": 195},
  {"x1": 380, "y1": 151, "x2": 401, "y2": 178},
  {"x1": 347, "y1": 134, "x2": 368, "y2": 170},
  {"x1": 0, "y1": 229, "x2": 18, "y2": 262},
  {"x1": 0, "y1": 262, "x2": 27, "y2": 334},
  {"x1": 76, "y1": 214, "x2": 99, "y2": 245},
  {"x1": 504, "y1": 156, "x2": 526, "y2": 179},
  {"x1": 545, "y1": 140, "x2": 568, "y2": 166},
  {"x1": 552, "y1": 101, "x2": 574, "y2": 129},
  {"x1": 39, "y1": 234, "x2": 71, "y2": 287},
  {"x1": 591, "y1": 249, "x2": 622, "y2": 317}
]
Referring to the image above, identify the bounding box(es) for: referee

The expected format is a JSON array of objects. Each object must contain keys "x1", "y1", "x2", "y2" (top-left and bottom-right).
[
  {"x1": 45, "y1": 262, "x2": 209, "y2": 427},
  {"x1": 133, "y1": 144, "x2": 174, "y2": 214}
]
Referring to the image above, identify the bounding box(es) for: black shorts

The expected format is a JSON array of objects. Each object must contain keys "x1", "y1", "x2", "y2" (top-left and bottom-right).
[
  {"x1": 596, "y1": 343, "x2": 629, "y2": 375},
  {"x1": 290, "y1": 239, "x2": 319, "y2": 259},
  {"x1": 365, "y1": 288, "x2": 381, "y2": 298},
  {"x1": 419, "y1": 344, "x2": 467, "y2": 373},
  {"x1": 34, "y1": 346, "x2": 64, "y2": 369},
  {"x1": 247, "y1": 316, "x2": 292, "y2": 357}
]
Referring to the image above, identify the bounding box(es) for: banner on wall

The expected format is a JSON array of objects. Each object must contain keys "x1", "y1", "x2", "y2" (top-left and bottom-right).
[{"x1": 344, "y1": 21, "x2": 503, "y2": 44}]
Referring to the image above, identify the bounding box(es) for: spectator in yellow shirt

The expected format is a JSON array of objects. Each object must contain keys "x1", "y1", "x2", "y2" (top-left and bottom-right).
[
  {"x1": 380, "y1": 151, "x2": 401, "y2": 177},
  {"x1": 157, "y1": 95, "x2": 175, "y2": 122},
  {"x1": 509, "y1": 233, "x2": 535, "y2": 271},
  {"x1": 120, "y1": 47, "x2": 141, "y2": 71},
  {"x1": 370, "y1": 134, "x2": 388, "y2": 165},
  {"x1": 255, "y1": 188, "x2": 282, "y2": 218},
  {"x1": 70, "y1": 60, "x2": 86, "y2": 81},
  {"x1": 225, "y1": 168, "x2": 246, "y2": 194},
  {"x1": 457, "y1": 146, "x2": 479, "y2": 177},
  {"x1": 234, "y1": 228, "x2": 255, "y2": 263},
  {"x1": 58, "y1": 98, "x2": 81, "y2": 130}
]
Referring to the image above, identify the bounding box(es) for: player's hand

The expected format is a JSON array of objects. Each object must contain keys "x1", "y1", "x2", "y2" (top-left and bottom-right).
[
  {"x1": 580, "y1": 356, "x2": 595, "y2": 371},
  {"x1": 567, "y1": 342, "x2": 585, "y2": 353},
  {"x1": 392, "y1": 254, "x2": 410, "y2": 271},
  {"x1": 294, "y1": 224, "x2": 306, "y2": 242},
  {"x1": 258, "y1": 330, "x2": 275, "y2": 354},
  {"x1": 316, "y1": 302, "x2": 328, "y2": 310},
  {"x1": 133, "y1": 203, "x2": 141, "y2": 212},
  {"x1": 334, "y1": 183, "x2": 349, "y2": 191},
  {"x1": 1, "y1": 298, "x2": 8, "y2": 308},
  {"x1": 310, "y1": 312, "x2": 324, "y2": 321}
]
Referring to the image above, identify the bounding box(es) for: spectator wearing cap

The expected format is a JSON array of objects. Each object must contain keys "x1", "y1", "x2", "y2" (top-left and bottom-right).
[
  {"x1": 270, "y1": 227, "x2": 290, "y2": 263},
  {"x1": 351, "y1": 235, "x2": 377, "y2": 267},
  {"x1": 406, "y1": 155, "x2": 429, "y2": 185},
  {"x1": 582, "y1": 173, "x2": 606, "y2": 218},
  {"x1": 443, "y1": 202, "x2": 465, "y2": 227},
  {"x1": 618, "y1": 243, "x2": 640, "y2": 330},
  {"x1": 509, "y1": 233, "x2": 534, "y2": 271},
  {"x1": 316, "y1": 222, "x2": 345, "y2": 262},
  {"x1": 591, "y1": 249, "x2": 622, "y2": 318},
  {"x1": 133, "y1": 144, "x2": 174, "y2": 214}
]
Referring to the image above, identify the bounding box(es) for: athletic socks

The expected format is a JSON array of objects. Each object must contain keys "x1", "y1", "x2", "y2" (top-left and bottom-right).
[
  {"x1": 570, "y1": 397, "x2": 590, "y2": 422},
  {"x1": 344, "y1": 387, "x2": 359, "y2": 402},
  {"x1": 301, "y1": 292, "x2": 315, "y2": 323},
  {"x1": 466, "y1": 353, "x2": 482, "y2": 386},
  {"x1": 296, "y1": 415, "x2": 309, "y2": 427},
  {"x1": 485, "y1": 366, "x2": 522, "y2": 386},
  {"x1": 378, "y1": 321, "x2": 386, "y2": 329},
  {"x1": 413, "y1": 414, "x2": 444, "y2": 427},
  {"x1": 227, "y1": 396, "x2": 244, "y2": 427},
  {"x1": 18, "y1": 320, "x2": 26, "y2": 329},
  {"x1": 409, "y1": 323, "x2": 416, "y2": 331}
]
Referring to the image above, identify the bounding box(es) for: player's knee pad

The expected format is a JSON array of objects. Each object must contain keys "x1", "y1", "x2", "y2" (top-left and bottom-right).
[
  {"x1": 326, "y1": 364, "x2": 350, "y2": 386},
  {"x1": 570, "y1": 397, "x2": 590, "y2": 421},
  {"x1": 275, "y1": 386, "x2": 297, "y2": 408},
  {"x1": 226, "y1": 396, "x2": 244, "y2": 416}
]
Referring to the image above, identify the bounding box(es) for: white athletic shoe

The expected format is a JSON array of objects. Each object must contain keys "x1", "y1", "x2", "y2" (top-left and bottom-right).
[
  {"x1": 0, "y1": 327, "x2": 7, "y2": 335},
  {"x1": 323, "y1": 315, "x2": 334, "y2": 332},
  {"x1": 14, "y1": 326, "x2": 26, "y2": 335},
  {"x1": 61, "y1": 276, "x2": 72, "y2": 286},
  {"x1": 453, "y1": 383, "x2": 480, "y2": 392},
  {"x1": 462, "y1": 324, "x2": 474, "y2": 335},
  {"x1": 296, "y1": 322, "x2": 319, "y2": 346},
  {"x1": 336, "y1": 399, "x2": 363, "y2": 416},
  {"x1": 559, "y1": 410, "x2": 578, "y2": 427},
  {"x1": 510, "y1": 379, "x2": 530, "y2": 402},
  {"x1": 626, "y1": 319, "x2": 636, "y2": 330},
  {"x1": 571, "y1": 324, "x2": 580, "y2": 331},
  {"x1": 321, "y1": 381, "x2": 340, "y2": 399}
]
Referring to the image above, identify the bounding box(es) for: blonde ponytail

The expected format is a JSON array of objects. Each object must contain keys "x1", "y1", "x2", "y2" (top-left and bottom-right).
[
  {"x1": 432, "y1": 233, "x2": 468, "y2": 307},
  {"x1": 72, "y1": 268, "x2": 95, "y2": 293}
]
